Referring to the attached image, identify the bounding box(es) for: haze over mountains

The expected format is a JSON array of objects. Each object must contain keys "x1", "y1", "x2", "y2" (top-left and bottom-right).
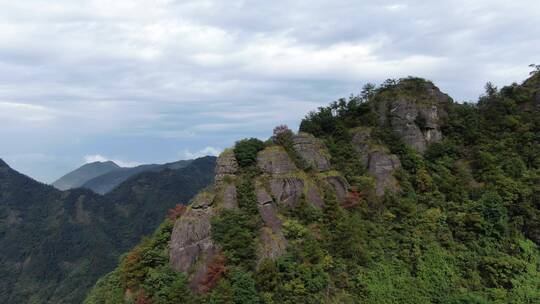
[
  {"x1": 53, "y1": 160, "x2": 193, "y2": 194},
  {"x1": 52, "y1": 161, "x2": 121, "y2": 191}
]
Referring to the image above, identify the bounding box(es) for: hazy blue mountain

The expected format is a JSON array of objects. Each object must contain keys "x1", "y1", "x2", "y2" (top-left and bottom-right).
[
  {"x1": 52, "y1": 161, "x2": 120, "y2": 191},
  {"x1": 81, "y1": 160, "x2": 193, "y2": 194}
]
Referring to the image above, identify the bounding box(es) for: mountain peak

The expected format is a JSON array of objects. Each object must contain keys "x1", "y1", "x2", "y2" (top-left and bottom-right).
[{"x1": 52, "y1": 160, "x2": 122, "y2": 191}]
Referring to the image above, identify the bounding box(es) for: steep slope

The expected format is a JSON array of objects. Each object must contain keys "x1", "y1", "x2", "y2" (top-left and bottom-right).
[
  {"x1": 105, "y1": 156, "x2": 216, "y2": 245},
  {"x1": 52, "y1": 161, "x2": 120, "y2": 190},
  {"x1": 0, "y1": 157, "x2": 215, "y2": 303},
  {"x1": 1, "y1": 161, "x2": 118, "y2": 303},
  {"x1": 82, "y1": 160, "x2": 193, "y2": 194},
  {"x1": 87, "y1": 75, "x2": 540, "y2": 304}
]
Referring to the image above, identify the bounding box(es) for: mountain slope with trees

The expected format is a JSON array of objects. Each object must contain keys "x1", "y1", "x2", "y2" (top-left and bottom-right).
[
  {"x1": 0, "y1": 157, "x2": 216, "y2": 303},
  {"x1": 87, "y1": 70, "x2": 540, "y2": 304}
]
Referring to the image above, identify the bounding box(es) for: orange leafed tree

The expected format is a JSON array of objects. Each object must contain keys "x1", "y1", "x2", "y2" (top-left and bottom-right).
[
  {"x1": 167, "y1": 204, "x2": 187, "y2": 220},
  {"x1": 342, "y1": 187, "x2": 362, "y2": 210},
  {"x1": 198, "y1": 254, "x2": 226, "y2": 293}
]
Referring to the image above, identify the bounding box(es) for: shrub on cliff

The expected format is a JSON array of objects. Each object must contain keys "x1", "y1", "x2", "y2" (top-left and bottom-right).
[{"x1": 234, "y1": 138, "x2": 265, "y2": 167}]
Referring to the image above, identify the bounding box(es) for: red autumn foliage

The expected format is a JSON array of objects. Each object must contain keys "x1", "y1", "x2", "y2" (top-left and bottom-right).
[
  {"x1": 167, "y1": 204, "x2": 187, "y2": 220},
  {"x1": 342, "y1": 187, "x2": 362, "y2": 210},
  {"x1": 198, "y1": 254, "x2": 226, "y2": 293},
  {"x1": 134, "y1": 290, "x2": 152, "y2": 304}
]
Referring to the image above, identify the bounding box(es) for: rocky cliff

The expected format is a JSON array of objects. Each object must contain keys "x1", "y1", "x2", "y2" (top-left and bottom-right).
[
  {"x1": 374, "y1": 79, "x2": 452, "y2": 153},
  {"x1": 121, "y1": 78, "x2": 456, "y2": 292}
]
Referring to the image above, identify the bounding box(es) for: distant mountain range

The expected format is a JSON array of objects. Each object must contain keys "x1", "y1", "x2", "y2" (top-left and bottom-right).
[
  {"x1": 52, "y1": 159, "x2": 193, "y2": 194},
  {"x1": 0, "y1": 156, "x2": 216, "y2": 303},
  {"x1": 52, "y1": 161, "x2": 120, "y2": 190}
]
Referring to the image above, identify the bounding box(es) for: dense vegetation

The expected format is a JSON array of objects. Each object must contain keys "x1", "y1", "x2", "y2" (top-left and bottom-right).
[
  {"x1": 87, "y1": 71, "x2": 540, "y2": 303},
  {"x1": 0, "y1": 157, "x2": 216, "y2": 303}
]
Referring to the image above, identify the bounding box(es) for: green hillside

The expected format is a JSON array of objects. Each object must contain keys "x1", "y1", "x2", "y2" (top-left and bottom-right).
[
  {"x1": 0, "y1": 157, "x2": 216, "y2": 303},
  {"x1": 87, "y1": 72, "x2": 540, "y2": 304}
]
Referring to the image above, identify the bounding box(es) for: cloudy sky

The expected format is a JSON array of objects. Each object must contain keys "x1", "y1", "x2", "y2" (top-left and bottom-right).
[{"x1": 1, "y1": 0, "x2": 539, "y2": 183}]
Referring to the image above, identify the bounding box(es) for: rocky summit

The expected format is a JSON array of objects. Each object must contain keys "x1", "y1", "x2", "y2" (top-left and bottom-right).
[{"x1": 85, "y1": 75, "x2": 540, "y2": 304}]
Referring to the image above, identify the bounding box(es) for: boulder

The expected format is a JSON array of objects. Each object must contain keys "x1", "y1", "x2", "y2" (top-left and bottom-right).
[
  {"x1": 257, "y1": 147, "x2": 298, "y2": 175},
  {"x1": 214, "y1": 150, "x2": 238, "y2": 183},
  {"x1": 269, "y1": 178, "x2": 304, "y2": 207},
  {"x1": 291, "y1": 133, "x2": 331, "y2": 171}
]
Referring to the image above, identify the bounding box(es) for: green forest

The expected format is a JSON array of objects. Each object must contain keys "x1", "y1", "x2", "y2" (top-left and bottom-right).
[{"x1": 85, "y1": 69, "x2": 540, "y2": 304}]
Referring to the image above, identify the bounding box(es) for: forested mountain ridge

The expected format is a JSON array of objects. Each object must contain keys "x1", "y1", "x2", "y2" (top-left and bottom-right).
[
  {"x1": 0, "y1": 157, "x2": 216, "y2": 303},
  {"x1": 53, "y1": 159, "x2": 194, "y2": 195},
  {"x1": 87, "y1": 71, "x2": 540, "y2": 304}
]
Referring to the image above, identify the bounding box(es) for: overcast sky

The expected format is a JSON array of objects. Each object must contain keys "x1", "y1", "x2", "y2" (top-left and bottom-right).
[{"x1": 1, "y1": 0, "x2": 539, "y2": 183}]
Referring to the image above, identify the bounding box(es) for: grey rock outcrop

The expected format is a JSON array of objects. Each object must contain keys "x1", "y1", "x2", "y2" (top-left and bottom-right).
[
  {"x1": 306, "y1": 185, "x2": 325, "y2": 208},
  {"x1": 190, "y1": 191, "x2": 215, "y2": 209},
  {"x1": 325, "y1": 176, "x2": 349, "y2": 202},
  {"x1": 169, "y1": 207, "x2": 215, "y2": 274},
  {"x1": 257, "y1": 147, "x2": 298, "y2": 175},
  {"x1": 256, "y1": 186, "x2": 283, "y2": 232},
  {"x1": 352, "y1": 128, "x2": 401, "y2": 196},
  {"x1": 256, "y1": 185, "x2": 287, "y2": 260},
  {"x1": 292, "y1": 133, "x2": 331, "y2": 171},
  {"x1": 169, "y1": 188, "x2": 232, "y2": 289},
  {"x1": 214, "y1": 150, "x2": 238, "y2": 183},
  {"x1": 220, "y1": 183, "x2": 237, "y2": 209},
  {"x1": 376, "y1": 80, "x2": 451, "y2": 153},
  {"x1": 366, "y1": 151, "x2": 401, "y2": 196},
  {"x1": 269, "y1": 178, "x2": 304, "y2": 207}
]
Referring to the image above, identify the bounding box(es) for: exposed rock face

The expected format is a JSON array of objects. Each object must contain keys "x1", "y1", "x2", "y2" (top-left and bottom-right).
[
  {"x1": 190, "y1": 192, "x2": 215, "y2": 209},
  {"x1": 306, "y1": 185, "x2": 324, "y2": 208},
  {"x1": 256, "y1": 186, "x2": 287, "y2": 260},
  {"x1": 220, "y1": 183, "x2": 237, "y2": 209},
  {"x1": 325, "y1": 176, "x2": 349, "y2": 202},
  {"x1": 352, "y1": 128, "x2": 401, "y2": 196},
  {"x1": 256, "y1": 186, "x2": 282, "y2": 232},
  {"x1": 366, "y1": 152, "x2": 401, "y2": 196},
  {"x1": 258, "y1": 227, "x2": 287, "y2": 261},
  {"x1": 351, "y1": 128, "x2": 372, "y2": 166},
  {"x1": 257, "y1": 147, "x2": 298, "y2": 174},
  {"x1": 169, "y1": 207, "x2": 215, "y2": 274},
  {"x1": 292, "y1": 133, "x2": 331, "y2": 171},
  {"x1": 269, "y1": 178, "x2": 304, "y2": 207},
  {"x1": 170, "y1": 187, "x2": 233, "y2": 290},
  {"x1": 390, "y1": 98, "x2": 442, "y2": 152},
  {"x1": 214, "y1": 150, "x2": 238, "y2": 183},
  {"x1": 376, "y1": 81, "x2": 451, "y2": 153}
]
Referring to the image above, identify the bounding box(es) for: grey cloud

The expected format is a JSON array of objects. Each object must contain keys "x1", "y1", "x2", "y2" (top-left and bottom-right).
[{"x1": 0, "y1": 0, "x2": 539, "y2": 182}]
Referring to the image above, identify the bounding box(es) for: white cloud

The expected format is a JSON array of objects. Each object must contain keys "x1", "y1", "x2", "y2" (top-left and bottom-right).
[
  {"x1": 384, "y1": 4, "x2": 407, "y2": 11},
  {"x1": 181, "y1": 146, "x2": 222, "y2": 159},
  {"x1": 84, "y1": 154, "x2": 139, "y2": 167}
]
